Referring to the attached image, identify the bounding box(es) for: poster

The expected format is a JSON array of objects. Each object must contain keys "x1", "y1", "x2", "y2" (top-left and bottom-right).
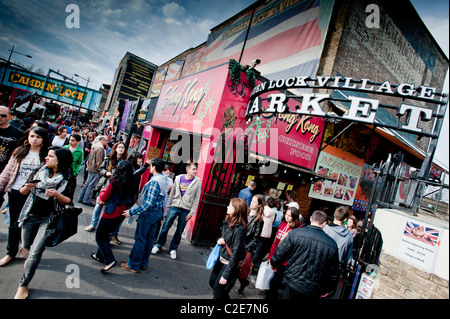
[
  {"x1": 309, "y1": 145, "x2": 364, "y2": 205},
  {"x1": 397, "y1": 218, "x2": 442, "y2": 272}
]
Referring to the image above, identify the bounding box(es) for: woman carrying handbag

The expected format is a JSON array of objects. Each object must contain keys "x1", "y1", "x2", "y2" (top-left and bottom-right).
[
  {"x1": 13, "y1": 146, "x2": 74, "y2": 299},
  {"x1": 0, "y1": 127, "x2": 49, "y2": 267},
  {"x1": 209, "y1": 198, "x2": 248, "y2": 299}
]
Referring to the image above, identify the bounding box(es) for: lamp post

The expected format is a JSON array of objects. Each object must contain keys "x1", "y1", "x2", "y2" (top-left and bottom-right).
[
  {"x1": 74, "y1": 73, "x2": 90, "y2": 125},
  {"x1": 1, "y1": 43, "x2": 32, "y2": 86}
]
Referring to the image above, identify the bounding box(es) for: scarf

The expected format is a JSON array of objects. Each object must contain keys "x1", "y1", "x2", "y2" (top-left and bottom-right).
[{"x1": 33, "y1": 166, "x2": 66, "y2": 200}]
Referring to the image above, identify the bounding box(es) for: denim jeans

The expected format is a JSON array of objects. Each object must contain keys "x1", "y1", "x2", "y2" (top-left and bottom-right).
[
  {"x1": 90, "y1": 203, "x2": 104, "y2": 227},
  {"x1": 20, "y1": 214, "x2": 50, "y2": 287},
  {"x1": 155, "y1": 206, "x2": 190, "y2": 252},
  {"x1": 78, "y1": 171, "x2": 100, "y2": 204},
  {"x1": 127, "y1": 209, "x2": 163, "y2": 271}
]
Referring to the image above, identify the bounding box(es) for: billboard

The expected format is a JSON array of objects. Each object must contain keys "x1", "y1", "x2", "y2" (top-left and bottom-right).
[
  {"x1": 201, "y1": 0, "x2": 334, "y2": 81},
  {"x1": 118, "y1": 56, "x2": 156, "y2": 101}
]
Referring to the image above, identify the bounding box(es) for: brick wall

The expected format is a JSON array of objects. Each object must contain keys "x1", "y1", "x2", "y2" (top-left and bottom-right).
[
  {"x1": 319, "y1": 0, "x2": 448, "y2": 152},
  {"x1": 372, "y1": 252, "x2": 449, "y2": 299}
]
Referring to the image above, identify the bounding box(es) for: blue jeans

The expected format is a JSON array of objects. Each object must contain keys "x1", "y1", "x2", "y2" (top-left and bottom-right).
[
  {"x1": 127, "y1": 209, "x2": 163, "y2": 271},
  {"x1": 20, "y1": 215, "x2": 50, "y2": 287},
  {"x1": 90, "y1": 203, "x2": 104, "y2": 227},
  {"x1": 78, "y1": 171, "x2": 100, "y2": 204},
  {"x1": 155, "y1": 206, "x2": 190, "y2": 252}
]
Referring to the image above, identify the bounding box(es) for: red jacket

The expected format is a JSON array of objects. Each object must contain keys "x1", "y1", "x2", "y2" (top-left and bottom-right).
[
  {"x1": 268, "y1": 220, "x2": 299, "y2": 266},
  {"x1": 99, "y1": 182, "x2": 127, "y2": 219}
]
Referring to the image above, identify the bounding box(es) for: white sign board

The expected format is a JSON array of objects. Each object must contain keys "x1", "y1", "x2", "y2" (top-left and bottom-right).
[{"x1": 397, "y1": 218, "x2": 442, "y2": 272}]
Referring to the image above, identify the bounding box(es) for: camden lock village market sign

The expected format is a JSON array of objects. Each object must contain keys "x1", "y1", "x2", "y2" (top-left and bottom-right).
[{"x1": 246, "y1": 76, "x2": 446, "y2": 137}]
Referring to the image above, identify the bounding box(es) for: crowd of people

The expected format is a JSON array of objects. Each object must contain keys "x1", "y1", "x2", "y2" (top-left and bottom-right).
[
  {"x1": 0, "y1": 106, "x2": 205, "y2": 299},
  {"x1": 209, "y1": 181, "x2": 366, "y2": 300},
  {"x1": 0, "y1": 104, "x2": 369, "y2": 300}
]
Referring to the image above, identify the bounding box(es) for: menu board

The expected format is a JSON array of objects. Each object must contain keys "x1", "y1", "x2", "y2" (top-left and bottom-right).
[{"x1": 309, "y1": 145, "x2": 364, "y2": 205}]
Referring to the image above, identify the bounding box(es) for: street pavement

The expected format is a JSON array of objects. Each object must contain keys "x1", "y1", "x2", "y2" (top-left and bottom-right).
[{"x1": 0, "y1": 171, "x2": 264, "y2": 300}]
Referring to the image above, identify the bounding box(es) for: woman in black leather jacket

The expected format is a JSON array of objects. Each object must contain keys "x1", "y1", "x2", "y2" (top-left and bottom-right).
[{"x1": 209, "y1": 198, "x2": 248, "y2": 299}]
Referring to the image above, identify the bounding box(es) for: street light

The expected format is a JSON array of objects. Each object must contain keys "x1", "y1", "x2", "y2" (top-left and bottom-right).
[
  {"x1": 74, "y1": 73, "x2": 91, "y2": 125},
  {"x1": 1, "y1": 43, "x2": 33, "y2": 86}
]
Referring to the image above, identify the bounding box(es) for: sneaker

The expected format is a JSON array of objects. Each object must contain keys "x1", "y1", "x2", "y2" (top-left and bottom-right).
[
  {"x1": 151, "y1": 246, "x2": 160, "y2": 254},
  {"x1": 85, "y1": 225, "x2": 96, "y2": 232},
  {"x1": 170, "y1": 250, "x2": 177, "y2": 260}
]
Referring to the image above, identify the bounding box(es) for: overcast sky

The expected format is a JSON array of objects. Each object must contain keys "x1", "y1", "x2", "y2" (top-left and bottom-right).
[{"x1": 0, "y1": 0, "x2": 448, "y2": 170}]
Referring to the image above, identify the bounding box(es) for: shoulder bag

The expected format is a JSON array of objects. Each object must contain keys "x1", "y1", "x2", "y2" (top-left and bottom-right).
[
  {"x1": 225, "y1": 243, "x2": 253, "y2": 280},
  {"x1": 44, "y1": 202, "x2": 83, "y2": 247}
]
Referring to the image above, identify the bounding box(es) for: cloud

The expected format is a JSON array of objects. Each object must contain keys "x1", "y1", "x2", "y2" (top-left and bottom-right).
[{"x1": 162, "y1": 2, "x2": 186, "y2": 19}]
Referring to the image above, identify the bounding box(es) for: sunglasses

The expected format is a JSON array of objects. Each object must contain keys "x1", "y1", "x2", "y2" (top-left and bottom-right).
[{"x1": 0, "y1": 114, "x2": 8, "y2": 118}]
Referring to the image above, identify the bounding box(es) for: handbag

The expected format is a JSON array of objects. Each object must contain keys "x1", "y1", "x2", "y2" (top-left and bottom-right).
[
  {"x1": 44, "y1": 204, "x2": 83, "y2": 247},
  {"x1": 255, "y1": 260, "x2": 275, "y2": 290},
  {"x1": 225, "y1": 244, "x2": 253, "y2": 280},
  {"x1": 206, "y1": 244, "x2": 220, "y2": 270}
]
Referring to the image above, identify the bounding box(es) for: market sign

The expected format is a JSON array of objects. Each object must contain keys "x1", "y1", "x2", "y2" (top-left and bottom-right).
[
  {"x1": 309, "y1": 145, "x2": 364, "y2": 205},
  {"x1": 246, "y1": 76, "x2": 445, "y2": 137}
]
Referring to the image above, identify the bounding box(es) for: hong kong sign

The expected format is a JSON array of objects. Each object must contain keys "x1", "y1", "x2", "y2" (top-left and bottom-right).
[{"x1": 246, "y1": 76, "x2": 446, "y2": 137}]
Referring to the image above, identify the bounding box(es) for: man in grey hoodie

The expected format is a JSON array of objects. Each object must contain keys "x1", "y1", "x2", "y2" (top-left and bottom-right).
[
  {"x1": 323, "y1": 206, "x2": 354, "y2": 272},
  {"x1": 152, "y1": 162, "x2": 201, "y2": 260}
]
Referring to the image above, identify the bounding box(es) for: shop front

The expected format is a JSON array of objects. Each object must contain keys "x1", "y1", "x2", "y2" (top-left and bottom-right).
[{"x1": 143, "y1": 61, "x2": 333, "y2": 244}]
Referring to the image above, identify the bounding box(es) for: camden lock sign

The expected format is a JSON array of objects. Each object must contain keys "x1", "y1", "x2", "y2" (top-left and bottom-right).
[{"x1": 246, "y1": 76, "x2": 446, "y2": 137}]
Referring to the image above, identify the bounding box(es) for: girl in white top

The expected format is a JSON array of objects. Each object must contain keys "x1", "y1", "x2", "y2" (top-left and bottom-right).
[
  {"x1": 0, "y1": 127, "x2": 49, "y2": 267},
  {"x1": 51, "y1": 126, "x2": 68, "y2": 147}
]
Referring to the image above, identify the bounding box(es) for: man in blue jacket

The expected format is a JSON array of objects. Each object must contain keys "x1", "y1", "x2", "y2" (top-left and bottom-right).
[{"x1": 238, "y1": 180, "x2": 256, "y2": 207}]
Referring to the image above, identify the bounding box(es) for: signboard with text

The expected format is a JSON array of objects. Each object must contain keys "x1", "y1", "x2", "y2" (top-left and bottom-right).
[
  {"x1": 397, "y1": 218, "x2": 442, "y2": 272},
  {"x1": 309, "y1": 145, "x2": 364, "y2": 205},
  {"x1": 2, "y1": 67, "x2": 102, "y2": 110}
]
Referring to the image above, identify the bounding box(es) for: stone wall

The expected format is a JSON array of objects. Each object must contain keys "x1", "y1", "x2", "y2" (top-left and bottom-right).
[{"x1": 372, "y1": 252, "x2": 449, "y2": 299}]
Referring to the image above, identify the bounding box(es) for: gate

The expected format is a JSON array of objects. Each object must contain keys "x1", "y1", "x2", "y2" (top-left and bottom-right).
[{"x1": 191, "y1": 133, "x2": 249, "y2": 245}]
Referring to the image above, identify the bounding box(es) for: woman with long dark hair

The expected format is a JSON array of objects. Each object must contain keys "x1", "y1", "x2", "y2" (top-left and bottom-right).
[
  {"x1": 209, "y1": 198, "x2": 248, "y2": 299},
  {"x1": 85, "y1": 142, "x2": 127, "y2": 232},
  {"x1": 91, "y1": 160, "x2": 134, "y2": 273},
  {"x1": 109, "y1": 151, "x2": 151, "y2": 244},
  {"x1": 0, "y1": 127, "x2": 49, "y2": 267},
  {"x1": 13, "y1": 146, "x2": 73, "y2": 299}
]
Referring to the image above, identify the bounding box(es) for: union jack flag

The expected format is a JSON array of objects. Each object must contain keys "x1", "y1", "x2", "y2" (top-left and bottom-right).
[
  {"x1": 404, "y1": 220, "x2": 440, "y2": 246},
  {"x1": 201, "y1": 0, "x2": 334, "y2": 81}
]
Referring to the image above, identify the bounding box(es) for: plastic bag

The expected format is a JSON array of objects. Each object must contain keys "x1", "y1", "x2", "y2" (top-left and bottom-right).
[
  {"x1": 206, "y1": 244, "x2": 220, "y2": 270},
  {"x1": 255, "y1": 260, "x2": 275, "y2": 290}
]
